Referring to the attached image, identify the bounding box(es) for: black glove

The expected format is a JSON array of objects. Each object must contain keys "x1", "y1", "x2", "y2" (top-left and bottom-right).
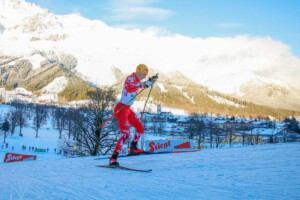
[
  {"x1": 149, "y1": 75, "x2": 158, "y2": 82},
  {"x1": 143, "y1": 74, "x2": 158, "y2": 88}
]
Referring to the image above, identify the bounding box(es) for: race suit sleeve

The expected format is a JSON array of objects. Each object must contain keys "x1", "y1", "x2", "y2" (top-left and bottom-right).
[{"x1": 124, "y1": 75, "x2": 143, "y2": 93}]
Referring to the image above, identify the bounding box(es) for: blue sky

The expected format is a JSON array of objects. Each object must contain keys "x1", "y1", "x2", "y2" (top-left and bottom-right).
[{"x1": 27, "y1": 0, "x2": 300, "y2": 56}]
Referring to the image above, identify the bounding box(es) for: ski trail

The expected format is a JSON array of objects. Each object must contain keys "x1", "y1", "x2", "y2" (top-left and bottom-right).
[{"x1": 0, "y1": 143, "x2": 299, "y2": 200}]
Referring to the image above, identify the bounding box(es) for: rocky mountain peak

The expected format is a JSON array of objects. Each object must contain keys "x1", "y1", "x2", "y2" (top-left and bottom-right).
[
  {"x1": 0, "y1": 0, "x2": 300, "y2": 114},
  {"x1": 0, "y1": 0, "x2": 45, "y2": 28}
]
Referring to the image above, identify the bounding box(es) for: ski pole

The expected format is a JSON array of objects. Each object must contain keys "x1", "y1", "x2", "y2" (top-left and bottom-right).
[
  {"x1": 140, "y1": 85, "x2": 153, "y2": 120},
  {"x1": 140, "y1": 73, "x2": 158, "y2": 120}
]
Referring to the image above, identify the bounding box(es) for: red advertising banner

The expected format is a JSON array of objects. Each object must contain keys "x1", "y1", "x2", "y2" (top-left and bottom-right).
[
  {"x1": 145, "y1": 140, "x2": 195, "y2": 153},
  {"x1": 3, "y1": 152, "x2": 37, "y2": 163}
]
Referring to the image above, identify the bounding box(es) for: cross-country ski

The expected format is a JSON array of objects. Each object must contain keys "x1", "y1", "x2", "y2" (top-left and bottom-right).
[{"x1": 97, "y1": 164, "x2": 152, "y2": 172}]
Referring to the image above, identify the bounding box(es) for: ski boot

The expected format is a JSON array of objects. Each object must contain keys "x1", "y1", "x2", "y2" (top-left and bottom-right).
[
  {"x1": 109, "y1": 151, "x2": 119, "y2": 166},
  {"x1": 129, "y1": 141, "x2": 144, "y2": 154}
]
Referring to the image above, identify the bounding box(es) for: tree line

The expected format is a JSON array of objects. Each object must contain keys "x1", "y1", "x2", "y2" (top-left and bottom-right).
[
  {"x1": 180, "y1": 114, "x2": 299, "y2": 149},
  {"x1": 0, "y1": 88, "x2": 120, "y2": 156}
]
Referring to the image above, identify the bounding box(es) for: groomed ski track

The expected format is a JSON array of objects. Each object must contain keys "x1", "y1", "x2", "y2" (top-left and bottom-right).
[{"x1": 0, "y1": 143, "x2": 299, "y2": 200}]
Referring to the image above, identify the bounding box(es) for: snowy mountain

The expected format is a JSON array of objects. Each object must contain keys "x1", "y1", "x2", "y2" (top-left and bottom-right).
[
  {"x1": 0, "y1": 0, "x2": 116, "y2": 86},
  {"x1": 0, "y1": 55, "x2": 299, "y2": 117},
  {"x1": 237, "y1": 78, "x2": 300, "y2": 111},
  {"x1": 1, "y1": 0, "x2": 300, "y2": 113},
  {"x1": 200, "y1": 70, "x2": 300, "y2": 111}
]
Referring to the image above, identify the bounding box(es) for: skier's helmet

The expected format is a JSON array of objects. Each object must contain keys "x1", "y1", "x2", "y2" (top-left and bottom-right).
[{"x1": 136, "y1": 64, "x2": 148, "y2": 76}]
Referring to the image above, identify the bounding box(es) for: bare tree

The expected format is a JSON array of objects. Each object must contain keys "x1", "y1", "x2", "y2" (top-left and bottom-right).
[
  {"x1": 158, "y1": 122, "x2": 164, "y2": 135},
  {"x1": 214, "y1": 128, "x2": 224, "y2": 148},
  {"x1": 52, "y1": 107, "x2": 67, "y2": 139},
  {"x1": 62, "y1": 88, "x2": 119, "y2": 156},
  {"x1": 186, "y1": 119, "x2": 196, "y2": 140},
  {"x1": 0, "y1": 94, "x2": 4, "y2": 103},
  {"x1": 1, "y1": 119, "x2": 10, "y2": 143},
  {"x1": 32, "y1": 104, "x2": 48, "y2": 138},
  {"x1": 195, "y1": 116, "x2": 205, "y2": 149},
  {"x1": 224, "y1": 120, "x2": 236, "y2": 147},
  {"x1": 245, "y1": 122, "x2": 254, "y2": 145},
  {"x1": 7, "y1": 111, "x2": 17, "y2": 136},
  {"x1": 65, "y1": 108, "x2": 77, "y2": 139},
  {"x1": 185, "y1": 114, "x2": 205, "y2": 149},
  {"x1": 153, "y1": 123, "x2": 159, "y2": 135},
  {"x1": 209, "y1": 116, "x2": 214, "y2": 148},
  {"x1": 11, "y1": 101, "x2": 28, "y2": 136},
  {"x1": 171, "y1": 126, "x2": 177, "y2": 137}
]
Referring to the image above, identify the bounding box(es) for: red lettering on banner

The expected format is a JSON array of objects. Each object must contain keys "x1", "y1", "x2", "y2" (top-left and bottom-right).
[
  {"x1": 4, "y1": 153, "x2": 37, "y2": 163},
  {"x1": 149, "y1": 140, "x2": 171, "y2": 152}
]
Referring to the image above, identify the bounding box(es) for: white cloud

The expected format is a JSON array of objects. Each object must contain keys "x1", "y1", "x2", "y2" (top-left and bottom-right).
[
  {"x1": 1, "y1": 6, "x2": 299, "y2": 93},
  {"x1": 107, "y1": 0, "x2": 173, "y2": 21},
  {"x1": 56, "y1": 19, "x2": 300, "y2": 91},
  {"x1": 67, "y1": 24, "x2": 299, "y2": 91}
]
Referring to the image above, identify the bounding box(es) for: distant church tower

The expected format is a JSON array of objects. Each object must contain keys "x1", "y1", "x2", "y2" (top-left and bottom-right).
[{"x1": 157, "y1": 104, "x2": 162, "y2": 114}]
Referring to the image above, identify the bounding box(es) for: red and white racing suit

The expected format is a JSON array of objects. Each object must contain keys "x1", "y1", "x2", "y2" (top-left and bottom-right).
[{"x1": 114, "y1": 73, "x2": 144, "y2": 152}]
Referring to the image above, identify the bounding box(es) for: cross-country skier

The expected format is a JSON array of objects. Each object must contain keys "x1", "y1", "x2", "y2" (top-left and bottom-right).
[{"x1": 109, "y1": 64, "x2": 158, "y2": 166}]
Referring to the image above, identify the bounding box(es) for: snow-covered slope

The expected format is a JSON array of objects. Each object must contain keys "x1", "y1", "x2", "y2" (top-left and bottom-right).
[
  {"x1": 0, "y1": 0, "x2": 44, "y2": 28},
  {"x1": 0, "y1": 104, "x2": 299, "y2": 199},
  {"x1": 237, "y1": 78, "x2": 300, "y2": 111},
  {"x1": 0, "y1": 143, "x2": 299, "y2": 200},
  {"x1": 0, "y1": 0, "x2": 116, "y2": 86},
  {"x1": 0, "y1": 75, "x2": 69, "y2": 103}
]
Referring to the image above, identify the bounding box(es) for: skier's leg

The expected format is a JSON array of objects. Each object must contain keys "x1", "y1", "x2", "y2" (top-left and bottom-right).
[
  {"x1": 128, "y1": 109, "x2": 144, "y2": 153},
  {"x1": 114, "y1": 105, "x2": 131, "y2": 152},
  {"x1": 110, "y1": 104, "x2": 131, "y2": 165}
]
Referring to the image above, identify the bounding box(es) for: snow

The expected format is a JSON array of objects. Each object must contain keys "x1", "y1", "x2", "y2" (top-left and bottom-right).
[
  {"x1": 13, "y1": 87, "x2": 33, "y2": 96},
  {"x1": 0, "y1": 87, "x2": 34, "y2": 102},
  {"x1": 156, "y1": 82, "x2": 167, "y2": 92},
  {"x1": 34, "y1": 76, "x2": 69, "y2": 102},
  {"x1": 24, "y1": 54, "x2": 45, "y2": 69},
  {"x1": 183, "y1": 92, "x2": 195, "y2": 104},
  {"x1": 208, "y1": 94, "x2": 245, "y2": 108},
  {"x1": 162, "y1": 106, "x2": 186, "y2": 115},
  {"x1": 40, "y1": 76, "x2": 68, "y2": 94},
  {"x1": 0, "y1": 0, "x2": 44, "y2": 28},
  {"x1": 245, "y1": 127, "x2": 284, "y2": 136},
  {"x1": 174, "y1": 85, "x2": 195, "y2": 104},
  {"x1": 0, "y1": 2, "x2": 300, "y2": 197},
  {"x1": 0, "y1": 141, "x2": 299, "y2": 199},
  {"x1": 0, "y1": 76, "x2": 68, "y2": 103},
  {"x1": 0, "y1": 104, "x2": 300, "y2": 199},
  {"x1": 174, "y1": 85, "x2": 184, "y2": 91},
  {"x1": 131, "y1": 100, "x2": 186, "y2": 115}
]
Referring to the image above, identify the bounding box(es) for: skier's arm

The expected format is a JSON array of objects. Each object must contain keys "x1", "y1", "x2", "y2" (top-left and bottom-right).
[{"x1": 124, "y1": 76, "x2": 143, "y2": 92}]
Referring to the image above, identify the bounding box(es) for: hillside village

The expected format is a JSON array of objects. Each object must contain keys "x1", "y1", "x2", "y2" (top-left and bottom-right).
[
  {"x1": 1, "y1": 100, "x2": 300, "y2": 153},
  {"x1": 141, "y1": 104, "x2": 300, "y2": 148}
]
